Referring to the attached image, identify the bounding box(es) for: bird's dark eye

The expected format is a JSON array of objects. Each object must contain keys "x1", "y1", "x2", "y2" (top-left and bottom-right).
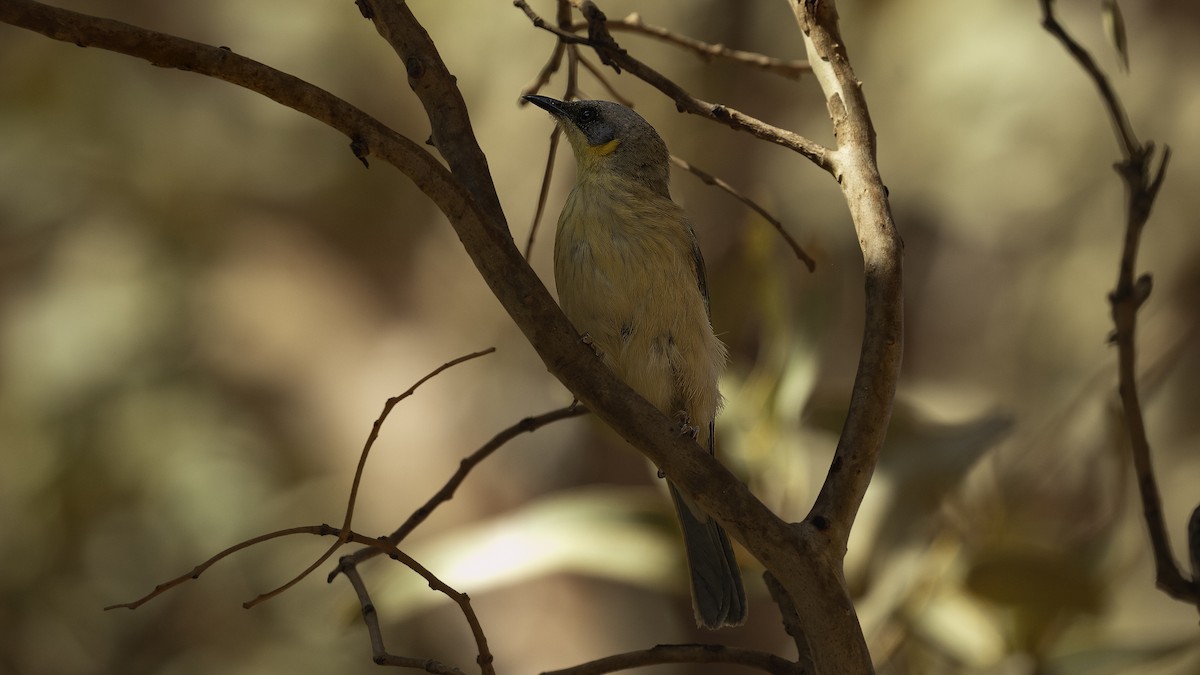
[{"x1": 579, "y1": 108, "x2": 597, "y2": 122}]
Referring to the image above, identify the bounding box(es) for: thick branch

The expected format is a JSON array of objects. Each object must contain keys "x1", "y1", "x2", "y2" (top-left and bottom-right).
[{"x1": 792, "y1": 1, "x2": 904, "y2": 562}]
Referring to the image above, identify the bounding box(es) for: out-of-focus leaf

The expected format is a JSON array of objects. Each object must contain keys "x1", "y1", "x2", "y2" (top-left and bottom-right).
[
  {"x1": 965, "y1": 546, "x2": 1105, "y2": 615},
  {"x1": 1046, "y1": 637, "x2": 1199, "y2": 675},
  {"x1": 373, "y1": 487, "x2": 682, "y2": 618},
  {"x1": 1102, "y1": 0, "x2": 1129, "y2": 72}
]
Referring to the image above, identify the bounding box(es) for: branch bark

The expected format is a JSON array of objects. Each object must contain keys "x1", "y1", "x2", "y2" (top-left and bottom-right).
[{"x1": 790, "y1": 0, "x2": 904, "y2": 564}]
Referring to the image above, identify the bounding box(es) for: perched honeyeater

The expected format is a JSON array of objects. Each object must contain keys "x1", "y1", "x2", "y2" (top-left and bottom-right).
[{"x1": 524, "y1": 95, "x2": 746, "y2": 628}]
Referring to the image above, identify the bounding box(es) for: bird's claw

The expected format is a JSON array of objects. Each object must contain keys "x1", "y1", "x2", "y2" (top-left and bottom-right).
[
  {"x1": 674, "y1": 410, "x2": 699, "y2": 439},
  {"x1": 580, "y1": 332, "x2": 604, "y2": 358}
]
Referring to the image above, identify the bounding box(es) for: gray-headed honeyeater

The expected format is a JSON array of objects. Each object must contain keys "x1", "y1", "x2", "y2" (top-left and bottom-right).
[{"x1": 525, "y1": 95, "x2": 746, "y2": 629}]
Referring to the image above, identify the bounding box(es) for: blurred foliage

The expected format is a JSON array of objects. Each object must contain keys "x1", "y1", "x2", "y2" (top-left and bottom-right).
[{"x1": 2, "y1": 1, "x2": 1199, "y2": 674}]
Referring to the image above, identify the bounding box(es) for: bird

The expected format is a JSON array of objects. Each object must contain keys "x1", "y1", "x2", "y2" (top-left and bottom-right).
[{"x1": 524, "y1": 94, "x2": 747, "y2": 629}]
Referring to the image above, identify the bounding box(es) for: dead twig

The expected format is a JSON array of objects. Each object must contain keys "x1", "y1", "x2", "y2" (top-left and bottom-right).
[{"x1": 1038, "y1": 0, "x2": 1196, "y2": 607}]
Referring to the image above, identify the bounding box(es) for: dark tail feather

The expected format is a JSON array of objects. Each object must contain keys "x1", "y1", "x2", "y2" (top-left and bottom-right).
[{"x1": 668, "y1": 481, "x2": 747, "y2": 628}]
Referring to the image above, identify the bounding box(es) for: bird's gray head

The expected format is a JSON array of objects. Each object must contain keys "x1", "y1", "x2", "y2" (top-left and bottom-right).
[{"x1": 524, "y1": 95, "x2": 671, "y2": 196}]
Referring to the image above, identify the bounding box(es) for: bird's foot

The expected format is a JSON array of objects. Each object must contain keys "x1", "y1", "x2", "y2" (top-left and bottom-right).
[
  {"x1": 580, "y1": 332, "x2": 604, "y2": 359},
  {"x1": 674, "y1": 410, "x2": 699, "y2": 439}
]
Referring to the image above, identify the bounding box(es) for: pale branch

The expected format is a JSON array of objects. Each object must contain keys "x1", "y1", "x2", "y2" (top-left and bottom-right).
[
  {"x1": 514, "y1": 0, "x2": 834, "y2": 172},
  {"x1": 764, "y1": 572, "x2": 814, "y2": 671},
  {"x1": 669, "y1": 154, "x2": 816, "y2": 271},
  {"x1": 573, "y1": 13, "x2": 812, "y2": 80},
  {"x1": 1037, "y1": 0, "x2": 1196, "y2": 607},
  {"x1": 541, "y1": 644, "x2": 804, "y2": 675},
  {"x1": 792, "y1": 1, "x2": 904, "y2": 570},
  {"x1": 334, "y1": 404, "x2": 589, "y2": 571}
]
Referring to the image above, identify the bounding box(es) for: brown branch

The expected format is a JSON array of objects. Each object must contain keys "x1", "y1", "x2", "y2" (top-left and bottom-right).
[
  {"x1": 575, "y1": 13, "x2": 811, "y2": 80},
  {"x1": 577, "y1": 54, "x2": 634, "y2": 106},
  {"x1": 520, "y1": 41, "x2": 567, "y2": 102},
  {"x1": 241, "y1": 348, "x2": 496, "y2": 609},
  {"x1": 764, "y1": 572, "x2": 814, "y2": 671},
  {"x1": 669, "y1": 154, "x2": 816, "y2": 272},
  {"x1": 342, "y1": 563, "x2": 469, "y2": 674},
  {"x1": 513, "y1": 0, "x2": 833, "y2": 173},
  {"x1": 1038, "y1": 0, "x2": 1196, "y2": 606},
  {"x1": 334, "y1": 404, "x2": 589, "y2": 572},
  {"x1": 359, "y1": 0, "x2": 506, "y2": 227},
  {"x1": 541, "y1": 644, "x2": 804, "y2": 675},
  {"x1": 103, "y1": 525, "x2": 341, "y2": 610},
  {"x1": 524, "y1": 126, "x2": 563, "y2": 259},
  {"x1": 353, "y1": 534, "x2": 497, "y2": 675}
]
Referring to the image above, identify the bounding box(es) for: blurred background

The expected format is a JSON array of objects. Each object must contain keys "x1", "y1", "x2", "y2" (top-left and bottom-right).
[{"x1": 2, "y1": 1, "x2": 1198, "y2": 673}]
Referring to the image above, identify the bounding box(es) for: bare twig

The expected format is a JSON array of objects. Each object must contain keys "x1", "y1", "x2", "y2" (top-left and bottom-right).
[
  {"x1": 350, "y1": 535, "x2": 497, "y2": 675},
  {"x1": 340, "y1": 561, "x2": 469, "y2": 674},
  {"x1": 542, "y1": 643, "x2": 804, "y2": 675},
  {"x1": 577, "y1": 54, "x2": 634, "y2": 106},
  {"x1": 669, "y1": 154, "x2": 816, "y2": 272},
  {"x1": 574, "y1": 13, "x2": 811, "y2": 80},
  {"x1": 334, "y1": 404, "x2": 589, "y2": 571},
  {"x1": 103, "y1": 525, "x2": 341, "y2": 610},
  {"x1": 524, "y1": 126, "x2": 563, "y2": 259},
  {"x1": 513, "y1": 0, "x2": 833, "y2": 172},
  {"x1": 241, "y1": 348, "x2": 496, "y2": 609},
  {"x1": 1038, "y1": 0, "x2": 1196, "y2": 606}
]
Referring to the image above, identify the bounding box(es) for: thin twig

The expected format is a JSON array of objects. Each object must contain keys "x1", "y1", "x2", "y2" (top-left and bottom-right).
[
  {"x1": 1038, "y1": 0, "x2": 1195, "y2": 606},
  {"x1": 669, "y1": 154, "x2": 816, "y2": 272},
  {"x1": 103, "y1": 525, "x2": 341, "y2": 610},
  {"x1": 573, "y1": 14, "x2": 811, "y2": 80},
  {"x1": 334, "y1": 405, "x2": 589, "y2": 571},
  {"x1": 519, "y1": 41, "x2": 566, "y2": 102},
  {"x1": 542, "y1": 643, "x2": 803, "y2": 675},
  {"x1": 341, "y1": 559, "x2": 470, "y2": 674},
  {"x1": 525, "y1": 126, "x2": 563, "y2": 259},
  {"x1": 352, "y1": 535, "x2": 498, "y2": 675},
  {"x1": 577, "y1": 54, "x2": 634, "y2": 106},
  {"x1": 241, "y1": 348, "x2": 496, "y2": 609},
  {"x1": 513, "y1": 0, "x2": 833, "y2": 173}
]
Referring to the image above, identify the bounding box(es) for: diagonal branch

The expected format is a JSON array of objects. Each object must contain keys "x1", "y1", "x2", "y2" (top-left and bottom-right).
[
  {"x1": 669, "y1": 155, "x2": 816, "y2": 272},
  {"x1": 577, "y1": 14, "x2": 811, "y2": 80},
  {"x1": 513, "y1": 0, "x2": 833, "y2": 173}
]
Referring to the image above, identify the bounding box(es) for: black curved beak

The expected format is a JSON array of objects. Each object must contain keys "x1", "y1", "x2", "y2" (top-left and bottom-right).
[{"x1": 523, "y1": 94, "x2": 568, "y2": 119}]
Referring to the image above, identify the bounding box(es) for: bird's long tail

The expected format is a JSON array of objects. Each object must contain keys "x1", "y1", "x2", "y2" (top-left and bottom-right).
[{"x1": 667, "y1": 481, "x2": 747, "y2": 628}]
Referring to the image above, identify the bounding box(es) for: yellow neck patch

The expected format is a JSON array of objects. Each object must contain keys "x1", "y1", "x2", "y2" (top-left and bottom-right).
[{"x1": 588, "y1": 138, "x2": 621, "y2": 156}]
